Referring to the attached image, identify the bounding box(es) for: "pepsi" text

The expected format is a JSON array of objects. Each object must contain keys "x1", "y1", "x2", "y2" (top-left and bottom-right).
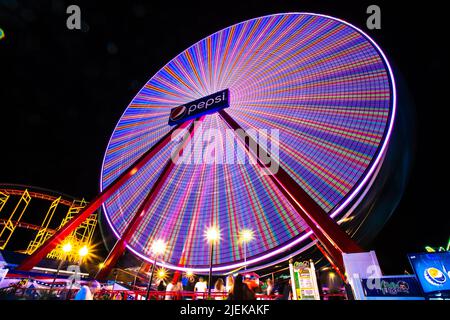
[{"x1": 168, "y1": 89, "x2": 229, "y2": 125}]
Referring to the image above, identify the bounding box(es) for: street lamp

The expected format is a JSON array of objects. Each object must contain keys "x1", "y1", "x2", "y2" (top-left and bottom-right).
[
  {"x1": 156, "y1": 268, "x2": 168, "y2": 282},
  {"x1": 62, "y1": 242, "x2": 73, "y2": 254},
  {"x1": 186, "y1": 269, "x2": 194, "y2": 277},
  {"x1": 78, "y1": 245, "x2": 89, "y2": 268},
  {"x1": 50, "y1": 242, "x2": 72, "y2": 290},
  {"x1": 206, "y1": 226, "x2": 220, "y2": 298},
  {"x1": 240, "y1": 229, "x2": 254, "y2": 270},
  {"x1": 146, "y1": 239, "x2": 167, "y2": 300},
  {"x1": 67, "y1": 245, "x2": 89, "y2": 300},
  {"x1": 78, "y1": 246, "x2": 89, "y2": 259}
]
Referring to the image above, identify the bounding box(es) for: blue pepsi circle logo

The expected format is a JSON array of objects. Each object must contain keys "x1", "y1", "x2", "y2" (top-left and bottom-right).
[
  {"x1": 169, "y1": 105, "x2": 187, "y2": 122},
  {"x1": 424, "y1": 267, "x2": 447, "y2": 286}
]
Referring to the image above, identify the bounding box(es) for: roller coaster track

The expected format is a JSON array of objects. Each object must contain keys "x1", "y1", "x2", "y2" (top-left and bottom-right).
[
  {"x1": 0, "y1": 188, "x2": 73, "y2": 207},
  {"x1": 0, "y1": 218, "x2": 56, "y2": 233}
]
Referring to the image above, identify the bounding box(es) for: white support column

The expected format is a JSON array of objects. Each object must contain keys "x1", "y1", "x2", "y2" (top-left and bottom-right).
[{"x1": 343, "y1": 251, "x2": 382, "y2": 300}]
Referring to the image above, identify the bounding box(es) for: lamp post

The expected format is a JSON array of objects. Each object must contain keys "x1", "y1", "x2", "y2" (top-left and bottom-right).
[
  {"x1": 146, "y1": 239, "x2": 166, "y2": 300},
  {"x1": 240, "y1": 229, "x2": 254, "y2": 270},
  {"x1": 67, "y1": 245, "x2": 89, "y2": 300},
  {"x1": 206, "y1": 227, "x2": 220, "y2": 298},
  {"x1": 50, "y1": 242, "x2": 72, "y2": 290},
  {"x1": 79, "y1": 246, "x2": 89, "y2": 261},
  {"x1": 186, "y1": 270, "x2": 193, "y2": 277},
  {"x1": 156, "y1": 268, "x2": 167, "y2": 283}
]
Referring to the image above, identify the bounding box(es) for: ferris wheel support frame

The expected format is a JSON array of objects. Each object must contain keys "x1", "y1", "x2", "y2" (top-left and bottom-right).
[
  {"x1": 17, "y1": 111, "x2": 363, "y2": 276},
  {"x1": 17, "y1": 110, "x2": 364, "y2": 276},
  {"x1": 15, "y1": 121, "x2": 191, "y2": 271}
]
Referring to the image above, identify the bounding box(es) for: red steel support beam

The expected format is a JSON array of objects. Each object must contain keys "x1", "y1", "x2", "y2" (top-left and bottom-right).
[
  {"x1": 96, "y1": 117, "x2": 204, "y2": 280},
  {"x1": 314, "y1": 240, "x2": 347, "y2": 283},
  {"x1": 16, "y1": 121, "x2": 192, "y2": 271},
  {"x1": 218, "y1": 110, "x2": 362, "y2": 273}
]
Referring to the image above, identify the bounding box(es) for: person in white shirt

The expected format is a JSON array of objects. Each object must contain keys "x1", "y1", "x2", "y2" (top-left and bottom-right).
[
  {"x1": 194, "y1": 277, "x2": 207, "y2": 299},
  {"x1": 165, "y1": 281, "x2": 174, "y2": 300}
]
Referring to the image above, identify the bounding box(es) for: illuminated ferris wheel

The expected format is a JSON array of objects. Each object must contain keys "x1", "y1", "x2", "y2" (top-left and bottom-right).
[{"x1": 18, "y1": 13, "x2": 395, "y2": 276}]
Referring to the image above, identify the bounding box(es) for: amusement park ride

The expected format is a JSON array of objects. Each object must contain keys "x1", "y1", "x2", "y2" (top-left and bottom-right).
[
  {"x1": 3, "y1": 13, "x2": 396, "y2": 285},
  {"x1": 0, "y1": 185, "x2": 97, "y2": 263}
]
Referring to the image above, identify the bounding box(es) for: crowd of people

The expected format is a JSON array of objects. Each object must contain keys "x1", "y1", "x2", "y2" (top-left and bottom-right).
[
  {"x1": 66, "y1": 270, "x2": 294, "y2": 300},
  {"x1": 1, "y1": 273, "x2": 292, "y2": 300},
  {"x1": 155, "y1": 274, "x2": 292, "y2": 300}
]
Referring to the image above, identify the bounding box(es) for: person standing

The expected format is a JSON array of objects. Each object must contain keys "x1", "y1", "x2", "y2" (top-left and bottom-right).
[
  {"x1": 225, "y1": 275, "x2": 234, "y2": 294},
  {"x1": 281, "y1": 279, "x2": 293, "y2": 300},
  {"x1": 74, "y1": 285, "x2": 93, "y2": 300},
  {"x1": 266, "y1": 278, "x2": 274, "y2": 298},
  {"x1": 157, "y1": 280, "x2": 166, "y2": 300},
  {"x1": 165, "y1": 278, "x2": 175, "y2": 300},
  {"x1": 174, "y1": 280, "x2": 183, "y2": 300},
  {"x1": 213, "y1": 278, "x2": 226, "y2": 300},
  {"x1": 194, "y1": 277, "x2": 207, "y2": 299},
  {"x1": 228, "y1": 274, "x2": 256, "y2": 300},
  {"x1": 157, "y1": 280, "x2": 166, "y2": 292}
]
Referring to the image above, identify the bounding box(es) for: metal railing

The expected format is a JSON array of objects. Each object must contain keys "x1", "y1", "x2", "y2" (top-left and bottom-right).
[{"x1": 0, "y1": 287, "x2": 283, "y2": 300}]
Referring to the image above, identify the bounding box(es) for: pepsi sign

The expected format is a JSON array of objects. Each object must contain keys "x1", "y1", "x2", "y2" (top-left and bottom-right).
[
  {"x1": 168, "y1": 89, "x2": 229, "y2": 126},
  {"x1": 408, "y1": 252, "x2": 450, "y2": 294}
]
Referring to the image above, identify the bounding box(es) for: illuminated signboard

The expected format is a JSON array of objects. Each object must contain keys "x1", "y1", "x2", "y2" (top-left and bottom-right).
[
  {"x1": 361, "y1": 276, "x2": 422, "y2": 298},
  {"x1": 168, "y1": 89, "x2": 229, "y2": 126},
  {"x1": 289, "y1": 261, "x2": 320, "y2": 300},
  {"x1": 408, "y1": 252, "x2": 450, "y2": 294}
]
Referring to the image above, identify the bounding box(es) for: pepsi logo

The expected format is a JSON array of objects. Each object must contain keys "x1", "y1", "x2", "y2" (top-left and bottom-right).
[
  {"x1": 170, "y1": 105, "x2": 187, "y2": 122},
  {"x1": 424, "y1": 267, "x2": 447, "y2": 286},
  {"x1": 168, "y1": 89, "x2": 229, "y2": 126}
]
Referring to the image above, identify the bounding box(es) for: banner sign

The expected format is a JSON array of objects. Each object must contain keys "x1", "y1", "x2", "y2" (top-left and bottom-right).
[
  {"x1": 408, "y1": 252, "x2": 450, "y2": 294},
  {"x1": 361, "y1": 276, "x2": 422, "y2": 297},
  {"x1": 289, "y1": 261, "x2": 320, "y2": 300},
  {"x1": 168, "y1": 89, "x2": 229, "y2": 125}
]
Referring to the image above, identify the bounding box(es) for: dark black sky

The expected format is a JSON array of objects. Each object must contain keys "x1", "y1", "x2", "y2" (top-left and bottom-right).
[{"x1": 0, "y1": 0, "x2": 449, "y2": 274}]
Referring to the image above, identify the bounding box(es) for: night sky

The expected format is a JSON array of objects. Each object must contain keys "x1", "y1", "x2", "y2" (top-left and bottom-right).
[{"x1": 1, "y1": 0, "x2": 449, "y2": 274}]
